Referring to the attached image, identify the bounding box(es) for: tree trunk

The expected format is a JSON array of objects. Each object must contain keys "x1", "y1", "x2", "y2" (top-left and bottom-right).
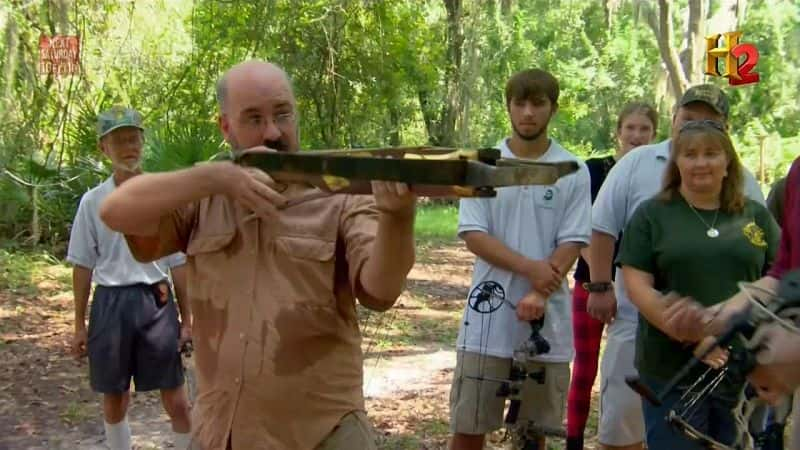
[
  {"x1": 604, "y1": 0, "x2": 622, "y2": 29},
  {"x1": 417, "y1": 88, "x2": 439, "y2": 145},
  {"x1": 642, "y1": 0, "x2": 690, "y2": 99},
  {"x1": 656, "y1": 0, "x2": 690, "y2": 98},
  {"x1": 29, "y1": 185, "x2": 40, "y2": 244},
  {"x1": 683, "y1": 0, "x2": 706, "y2": 84},
  {"x1": 707, "y1": 0, "x2": 745, "y2": 34},
  {"x1": 388, "y1": 107, "x2": 401, "y2": 146},
  {"x1": 439, "y1": 0, "x2": 463, "y2": 147},
  {"x1": 2, "y1": 16, "x2": 18, "y2": 113}
]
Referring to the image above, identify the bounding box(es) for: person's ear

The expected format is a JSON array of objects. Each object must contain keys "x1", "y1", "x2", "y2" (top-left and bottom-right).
[{"x1": 218, "y1": 113, "x2": 232, "y2": 142}]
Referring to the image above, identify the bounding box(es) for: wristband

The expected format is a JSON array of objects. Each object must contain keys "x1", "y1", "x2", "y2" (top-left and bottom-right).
[{"x1": 583, "y1": 281, "x2": 613, "y2": 293}]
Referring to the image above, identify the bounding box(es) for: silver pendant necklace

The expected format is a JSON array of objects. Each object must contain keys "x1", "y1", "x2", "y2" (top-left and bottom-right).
[{"x1": 686, "y1": 199, "x2": 720, "y2": 238}]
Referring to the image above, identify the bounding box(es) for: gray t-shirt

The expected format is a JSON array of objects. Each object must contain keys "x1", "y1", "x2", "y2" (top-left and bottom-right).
[
  {"x1": 456, "y1": 138, "x2": 592, "y2": 362},
  {"x1": 66, "y1": 176, "x2": 185, "y2": 286},
  {"x1": 592, "y1": 138, "x2": 766, "y2": 322}
]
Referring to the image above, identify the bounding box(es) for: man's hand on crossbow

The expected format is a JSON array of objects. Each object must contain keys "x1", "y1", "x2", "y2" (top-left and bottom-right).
[
  {"x1": 220, "y1": 146, "x2": 289, "y2": 220},
  {"x1": 371, "y1": 181, "x2": 417, "y2": 218},
  {"x1": 746, "y1": 322, "x2": 800, "y2": 405},
  {"x1": 693, "y1": 335, "x2": 729, "y2": 370},
  {"x1": 517, "y1": 290, "x2": 546, "y2": 321},
  {"x1": 663, "y1": 297, "x2": 749, "y2": 343}
]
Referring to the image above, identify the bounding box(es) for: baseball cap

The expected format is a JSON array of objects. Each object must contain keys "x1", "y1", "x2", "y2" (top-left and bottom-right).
[
  {"x1": 677, "y1": 84, "x2": 729, "y2": 119},
  {"x1": 96, "y1": 106, "x2": 144, "y2": 139}
]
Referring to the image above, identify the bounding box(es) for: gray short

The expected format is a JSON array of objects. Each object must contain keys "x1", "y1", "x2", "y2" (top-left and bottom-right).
[
  {"x1": 87, "y1": 282, "x2": 184, "y2": 393},
  {"x1": 597, "y1": 319, "x2": 645, "y2": 446}
]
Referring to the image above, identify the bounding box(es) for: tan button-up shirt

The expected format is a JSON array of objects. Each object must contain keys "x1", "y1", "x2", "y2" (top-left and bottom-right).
[{"x1": 128, "y1": 185, "x2": 379, "y2": 450}]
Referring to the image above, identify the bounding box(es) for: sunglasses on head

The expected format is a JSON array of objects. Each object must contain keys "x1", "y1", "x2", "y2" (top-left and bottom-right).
[{"x1": 679, "y1": 119, "x2": 726, "y2": 134}]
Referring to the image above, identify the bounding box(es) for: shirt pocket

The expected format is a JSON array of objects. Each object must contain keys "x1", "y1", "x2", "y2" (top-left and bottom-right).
[
  {"x1": 273, "y1": 235, "x2": 337, "y2": 307},
  {"x1": 186, "y1": 229, "x2": 237, "y2": 308}
]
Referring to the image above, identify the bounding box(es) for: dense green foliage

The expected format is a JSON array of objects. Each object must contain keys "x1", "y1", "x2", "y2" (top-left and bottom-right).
[{"x1": 1, "y1": 0, "x2": 798, "y2": 247}]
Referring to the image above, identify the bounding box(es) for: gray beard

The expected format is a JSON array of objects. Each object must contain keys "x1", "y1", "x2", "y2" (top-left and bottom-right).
[{"x1": 112, "y1": 159, "x2": 141, "y2": 173}]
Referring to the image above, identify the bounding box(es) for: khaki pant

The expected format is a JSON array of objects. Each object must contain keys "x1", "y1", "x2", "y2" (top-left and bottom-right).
[
  {"x1": 316, "y1": 411, "x2": 377, "y2": 450},
  {"x1": 449, "y1": 350, "x2": 570, "y2": 436},
  {"x1": 210, "y1": 411, "x2": 376, "y2": 450}
]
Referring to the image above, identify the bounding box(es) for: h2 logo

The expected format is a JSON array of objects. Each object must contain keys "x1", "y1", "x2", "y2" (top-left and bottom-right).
[{"x1": 705, "y1": 31, "x2": 760, "y2": 86}]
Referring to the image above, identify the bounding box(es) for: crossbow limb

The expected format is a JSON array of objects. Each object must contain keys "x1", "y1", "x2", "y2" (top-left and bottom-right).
[
  {"x1": 232, "y1": 147, "x2": 579, "y2": 208},
  {"x1": 626, "y1": 269, "x2": 800, "y2": 449}
]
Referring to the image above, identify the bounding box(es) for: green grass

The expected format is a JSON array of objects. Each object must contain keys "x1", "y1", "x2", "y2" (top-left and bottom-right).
[
  {"x1": 0, "y1": 248, "x2": 69, "y2": 295},
  {"x1": 359, "y1": 305, "x2": 460, "y2": 351},
  {"x1": 415, "y1": 203, "x2": 459, "y2": 242}
]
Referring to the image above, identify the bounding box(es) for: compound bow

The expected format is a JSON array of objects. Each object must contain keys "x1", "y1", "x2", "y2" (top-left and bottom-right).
[
  {"x1": 626, "y1": 269, "x2": 800, "y2": 449},
  {"x1": 462, "y1": 282, "x2": 566, "y2": 450}
]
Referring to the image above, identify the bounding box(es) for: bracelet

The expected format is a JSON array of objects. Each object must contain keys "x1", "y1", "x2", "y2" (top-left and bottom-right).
[{"x1": 583, "y1": 281, "x2": 613, "y2": 293}]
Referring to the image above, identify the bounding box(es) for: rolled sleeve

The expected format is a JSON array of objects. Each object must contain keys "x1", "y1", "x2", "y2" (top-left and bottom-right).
[
  {"x1": 457, "y1": 197, "x2": 490, "y2": 236},
  {"x1": 66, "y1": 194, "x2": 98, "y2": 269},
  {"x1": 339, "y1": 195, "x2": 380, "y2": 292},
  {"x1": 166, "y1": 252, "x2": 187, "y2": 268},
  {"x1": 125, "y1": 202, "x2": 198, "y2": 263},
  {"x1": 556, "y1": 161, "x2": 591, "y2": 246}
]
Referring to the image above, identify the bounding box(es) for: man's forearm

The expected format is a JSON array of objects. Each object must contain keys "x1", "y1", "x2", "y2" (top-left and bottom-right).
[
  {"x1": 171, "y1": 266, "x2": 192, "y2": 326},
  {"x1": 589, "y1": 230, "x2": 616, "y2": 281},
  {"x1": 707, "y1": 275, "x2": 781, "y2": 334},
  {"x1": 72, "y1": 266, "x2": 92, "y2": 330},
  {"x1": 462, "y1": 231, "x2": 532, "y2": 277},
  {"x1": 100, "y1": 163, "x2": 226, "y2": 236},
  {"x1": 358, "y1": 212, "x2": 415, "y2": 309},
  {"x1": 549, "y1": 242, "x2": 582, "y2": 279},
  {"x1": 579, "y1": 247, "x2": 590, "y2": 267}
]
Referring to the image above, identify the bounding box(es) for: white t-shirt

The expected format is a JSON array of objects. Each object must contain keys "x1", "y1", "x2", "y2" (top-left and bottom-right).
[
  {"x1": 66, "y1": 176, "x2": 185, "y2": 286},
  {"x1": 455, "y1": 138, "x2": 592, "y2": 362},
  {"x1": 592, "y1": 138, "x2": 766, "y2": 322}
]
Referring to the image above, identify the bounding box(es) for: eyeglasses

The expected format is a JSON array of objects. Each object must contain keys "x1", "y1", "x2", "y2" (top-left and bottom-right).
[{"x1": 679, "y1": 119, "x2": 726, "y2": 134}]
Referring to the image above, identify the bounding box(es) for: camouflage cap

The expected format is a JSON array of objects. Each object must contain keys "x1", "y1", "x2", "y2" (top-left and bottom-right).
[
  {"x1": 96, "y1": 106, "x2": 144, "y2": 139},
  {"x1": 677, "y1": 84, "x2": 729, "y2": 119}
]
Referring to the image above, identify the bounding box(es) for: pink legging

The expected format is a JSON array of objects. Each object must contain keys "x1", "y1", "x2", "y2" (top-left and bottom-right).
[{"x1": 567, "y1": 282, "x2": 606, "y2": 439}]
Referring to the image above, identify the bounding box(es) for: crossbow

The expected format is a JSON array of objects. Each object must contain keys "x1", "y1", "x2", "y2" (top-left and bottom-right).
[
  {"x1": 231, "y1": 146, "x2": 579, "y2": 207},
  {"x1": 462, "y1": 282, "x2": 566, "y2": 449},
  {"x1": 626, "y1": 269, "x2": 800, "y2": 449}
]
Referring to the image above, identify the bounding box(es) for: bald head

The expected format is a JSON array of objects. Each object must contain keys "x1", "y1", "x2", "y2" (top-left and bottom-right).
[
  {"x1": 216, "y1": 60, "x2": 293, "y2": 112},
  {"x1": 216, "y1": 60, "x2": 300, "y2": 152}
]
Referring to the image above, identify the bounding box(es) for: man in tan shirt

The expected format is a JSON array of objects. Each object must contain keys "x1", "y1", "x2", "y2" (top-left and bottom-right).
[{"x1": 99, "y1": 60, "x2": 417, "y2": 450}]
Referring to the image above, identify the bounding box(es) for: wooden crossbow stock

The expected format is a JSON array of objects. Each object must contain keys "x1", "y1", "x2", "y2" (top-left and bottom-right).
[{"x1": 231, "y1": 146, "x2": 579, "y2": 208}]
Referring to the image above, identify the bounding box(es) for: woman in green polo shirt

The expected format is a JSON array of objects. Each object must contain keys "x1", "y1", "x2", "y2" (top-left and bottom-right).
[{"x1": 617, "y1": 120, "x2": 780, "y2": 448}]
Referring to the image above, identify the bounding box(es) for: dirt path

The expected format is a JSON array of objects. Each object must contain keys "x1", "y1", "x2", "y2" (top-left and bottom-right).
[{"x1": 0, "y1": 241, "x2": 599, "y2": 450}]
